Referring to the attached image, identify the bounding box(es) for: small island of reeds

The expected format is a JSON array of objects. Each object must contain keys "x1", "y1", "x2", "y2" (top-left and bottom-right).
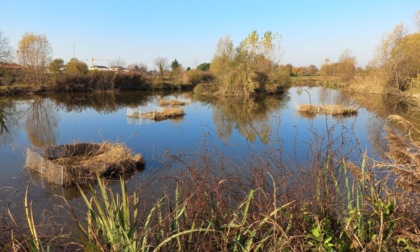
[
  {"x1": 159, "y1": 99, "x2": 188, "y2": 106},
  {"x1": 297, "y1": 104, "x2": 358, "y2": 116},
  {"x1": 128, "y1": 107, "x2": 185, "y2": 121}
]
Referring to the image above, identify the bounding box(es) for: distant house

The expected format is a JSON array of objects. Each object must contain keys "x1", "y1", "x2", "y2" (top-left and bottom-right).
[
  {"x1": 124, "y1": 64, "x2": 148, "y2": 74},
  {"x1": 89, "y1": 65, "x2": 109, "y2": 71},
  {"x1": 0, "y1": 63, "x2": 24, "y2": 69},
  {"x1": 110, "y1": 66, "x2": 124, "y2": 72}
]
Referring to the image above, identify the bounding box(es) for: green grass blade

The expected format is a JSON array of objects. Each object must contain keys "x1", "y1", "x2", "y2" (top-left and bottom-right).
[{"x1": 153, "y1": 229, "x2": 218, "y2": 252}]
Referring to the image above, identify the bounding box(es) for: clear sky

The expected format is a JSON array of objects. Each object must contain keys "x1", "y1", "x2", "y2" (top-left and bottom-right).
[{"x1": 0, "y1": 1, "x2": 418, "y2": 69}]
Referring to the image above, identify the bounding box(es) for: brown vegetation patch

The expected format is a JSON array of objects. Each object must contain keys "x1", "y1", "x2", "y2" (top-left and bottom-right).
[
  {"x1": 297, "y1": 104, "x2": 358, "y2": 116},
  {"x1": 346, "y1": 75, "x2": 391, "y2": 95},
  {"x1": 388, "y1": 114, "x2": 420, "y2": 135},
  {"x1": 128, "y1": 107, "x2": 185, "y2": 121},
  {"x1": 25, "y1": 142, "x2": 145, "y2": 186},
  {"x1": 193, "y1": 83, "x2": 219, "y2": 96},
  {"x1": 158, "y1": 99, "x2": 187, "y2": 106},
  {"x1": 383, "y1": 130, "x2": 420, "y2": 193}
]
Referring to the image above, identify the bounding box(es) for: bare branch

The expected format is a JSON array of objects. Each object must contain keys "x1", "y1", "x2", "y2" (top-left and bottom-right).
[{"x1": 0, "y1": 30, "x2": 12, "y2": 63}]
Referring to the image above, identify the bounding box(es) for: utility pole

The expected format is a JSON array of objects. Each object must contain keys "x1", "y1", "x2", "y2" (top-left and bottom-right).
[{"x1": 73, "y1": 43, "x2": 76, "y2": 73}]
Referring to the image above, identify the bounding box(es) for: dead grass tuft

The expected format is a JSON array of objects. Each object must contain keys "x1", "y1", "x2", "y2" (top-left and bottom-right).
[
  {"x1": 159, "y1": 99, "x2": 187, "y2": 106},
  {"x1": 388, "y1": 114, "x2": 420, "y2": 137},
  {"x1": 130, "y1": 107, "x2": 185, "y2": 121},
  {"x1": 384, "y1": 130, "x2": 420, "y2": 193},
  {"x1": 297, "y1": 104, "x2": 358, "y2": 116},
  {"x1": 346, "y1": 74, "x2": 390, "y2": 95}
]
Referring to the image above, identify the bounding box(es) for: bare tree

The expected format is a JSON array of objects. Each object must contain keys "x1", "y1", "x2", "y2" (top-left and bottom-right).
[
  {"x1": 372, "y1": 24, "x2": 407, "y2": 68},
  {"x1": 17, "y1": 32, "x2": 52, "y2": 85},
  {"x1": 127, "y1": 63, "x2": 148, "y2": 73},
  {"x1": 109, "y1": 58, "x2": 126, "y2": 68},
  {"x1": 137, "y1": 63, "x2": 148, "y2": 73},
  {"x1": 0, "y1": 30, "x2": 12, "y2": 63},
  {"x1": 153, "y1": 57, "x2": 168, "y2": 79},
  {"x1": 415, "y1": 10, "x2": 420, "y2": 32},
  {"x1": 338, "y1": 49, "x2": 357, "y2": 81}
]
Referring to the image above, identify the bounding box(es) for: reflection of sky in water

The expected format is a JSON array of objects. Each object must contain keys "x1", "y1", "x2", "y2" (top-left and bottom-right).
[{"x1": 0, "y1": 87, "x2": 403, "y2": 203}]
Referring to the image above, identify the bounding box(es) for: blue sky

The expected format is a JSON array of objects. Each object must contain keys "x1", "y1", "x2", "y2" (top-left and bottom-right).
[{"x1": 0, "y1": 1, "x2": 418, "y2": 69}]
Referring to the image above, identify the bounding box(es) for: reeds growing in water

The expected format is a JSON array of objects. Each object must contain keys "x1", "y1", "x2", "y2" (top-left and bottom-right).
[
  {"x1": 297, "y1": 104, "x2": 358, "y2": 116},
  {"x1": 158, "y1": 99, "x2": 188, "y2": 107}
]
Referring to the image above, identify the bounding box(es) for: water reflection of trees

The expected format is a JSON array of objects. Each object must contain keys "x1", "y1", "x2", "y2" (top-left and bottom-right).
[
  {"x1": 339, "y1": 93, "x2": 420, "y2": 154},
  {"x1": 1, "y1": 97, "x2": 60, "y2": 148},
  {"x1": 293, "y1": 87, "x2": 420, "y2": 156},
  {"x1": 195, "y1": 93, "x2": 289, "y2": 144},
  {"x1": 24, "y1": 98, "x2": 59, "y2": 147},
  {"x1": 49, "y1": 92, "x2": 152, "y2": 114},
  {"x1": 0, "y1": 98, "x2": 20, "y2": 146},
  {"x1": 0, "y1": 92, "x2": 156, "y2": 148}
]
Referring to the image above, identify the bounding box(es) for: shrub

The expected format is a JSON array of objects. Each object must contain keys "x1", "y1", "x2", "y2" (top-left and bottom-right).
[
  {"x1": 265, "y1": 67, "x2": 292, "y2": 93},
  {"x1": 210, "y1": 31, "x2": 291, "y2": 96},
  {"x1": 51, "y1": 73, "x2": 91, "y2": 92},
  {"x1": 88, "y1": 71, "x2": 115, "y2": 90},
  {"x1": 193, "y1": 83, "x2": 218, "y2": 95},
  {"x1": 0, "y1": 68, "x2": 21, "y2": 86},
  {"x1": 51, "y1": 72, "x2": 152, "y2": 92},
  {"x1": 196, "y1": 62, "x2": 211, "y2": 71},
  {"x1": 184, "y1": 70, "x2": 214, "y2": 85},
  {"x1": 114, "y1": 73, "x2": 149, "y2": 91}
]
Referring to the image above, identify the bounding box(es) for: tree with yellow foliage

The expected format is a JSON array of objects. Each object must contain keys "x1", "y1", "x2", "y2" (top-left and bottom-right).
[
  {"x1": 337, "y1": 49, "x2": 356, "y2": 82},
  {"x1": 17, "y1": 32, "x2": 52, "y2": 86},
  {"x1": 210, "y1": 31, "x2": 290, "y2": 96},
  {"x1": 66, "y1": 58, "x2": 88, "y2": 75},
  {"x1": 370, "y1": 23, "x2": 420, "y2": 91}
]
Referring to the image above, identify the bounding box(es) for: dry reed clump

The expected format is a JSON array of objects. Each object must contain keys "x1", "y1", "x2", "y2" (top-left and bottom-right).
[
  {"x1": 384, "y1": 130, "x2": 420, "y2": 193},
  {"x1": 297, "y1": 104, "x2": 358, "y2": 116},
  {"x1": 159, "y1": 99, "x2": 187, "y2": 106},
  {"x1": 346, "y1": 74, "x2": 389, "y2": 95},
  {"x1": 25, "y1": 142, "x2": 145, "y2": 186},
  {"x1": 388, "y1": 114, "x2": 420, "y2": 136},
  {"x1": 131, "y1": 107, "x2": 185, "y2": 121}
]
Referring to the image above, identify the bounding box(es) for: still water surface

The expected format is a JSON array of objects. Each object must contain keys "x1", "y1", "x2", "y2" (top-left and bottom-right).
[{"x1": 0, "y1": 87, "x2": 418, "y2": 206}]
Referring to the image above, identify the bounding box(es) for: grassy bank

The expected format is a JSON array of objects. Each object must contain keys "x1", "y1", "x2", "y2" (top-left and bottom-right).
[
  {"x1": 2, "y1": 124, "x2": 420, "y2": 251},
  {"x1": 291, "y1": 74, "x2": 420, "y2": 98},
  {"x1": 291, "y1": 75, "x2": 344, "y2": 89},
  {"x1": 0, "y1": 71, "x2": 198, "y2": 96},
  {"x1": 0, "y1": 84, "x2": 44, "y2": 96}
]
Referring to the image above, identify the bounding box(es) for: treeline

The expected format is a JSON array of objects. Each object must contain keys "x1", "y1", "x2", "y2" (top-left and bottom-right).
[
  {"x1": 2, "y1": 9, "x2": 420, "y2": 97},
  {"x1": 0, "y1": 69, "x2": 209, "y2": 93},
  {"x1": 0, "y1": 31, "x2": 215, "y2": 93},
  {"x1": 1, "y1": 30, "x2": 294, "y2": 97}
]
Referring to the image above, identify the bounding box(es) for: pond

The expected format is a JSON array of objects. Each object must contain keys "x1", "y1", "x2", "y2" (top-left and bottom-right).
[{"x1": 0, "y1": 87, "x2": 419, "y2": 213}]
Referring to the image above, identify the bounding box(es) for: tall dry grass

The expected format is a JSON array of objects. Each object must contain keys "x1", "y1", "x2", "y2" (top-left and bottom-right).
[
  {"x1": 158, "y1": 99, "x2": 187, "y2": 107},
  {"x1": 297, "y1": 104, "x2": 358, "y2": 116}
]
